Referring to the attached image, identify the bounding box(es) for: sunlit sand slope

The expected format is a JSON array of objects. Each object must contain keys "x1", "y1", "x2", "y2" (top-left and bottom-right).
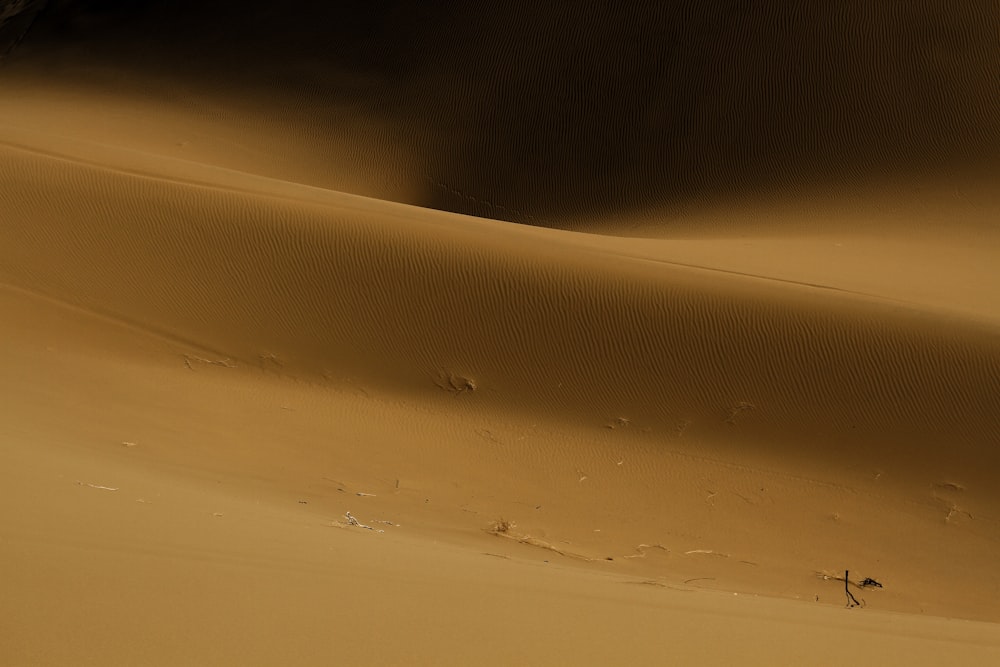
[
  {"x1": 1, "y1": 137, "x2": 997, "y2": 475},
  {"x1": 1, "y1": 2, "x2": 999, "y2": 663}
]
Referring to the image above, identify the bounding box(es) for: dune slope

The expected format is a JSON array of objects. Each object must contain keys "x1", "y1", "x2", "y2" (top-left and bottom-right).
[{"x1": 1, "y1": 2, "x2": 999, "y2": 664}]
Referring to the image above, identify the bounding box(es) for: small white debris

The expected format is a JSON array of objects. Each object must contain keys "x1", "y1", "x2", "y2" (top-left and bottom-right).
[
  {"x1": 344, "y1": 512, "x2": 384, "y2": 533},
  {"x1": 77, "y1": 481, "x2": 118, "y2": 491},
  {"x1": 685, "y1": 549, "x2": 730, "y2": 557}
]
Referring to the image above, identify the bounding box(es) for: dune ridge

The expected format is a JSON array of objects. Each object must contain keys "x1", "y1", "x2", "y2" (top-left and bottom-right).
[
  {"x1": 12, "y1": 1, "x2": 1000, "y2": 225},
  {"x1": 2, "y1": 136, "x2": 998, "y2": 485}
]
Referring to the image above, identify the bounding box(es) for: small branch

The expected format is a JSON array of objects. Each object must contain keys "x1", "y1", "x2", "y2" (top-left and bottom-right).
[{"x1": 845, "y1": 570, "x2": 862, "y2": 607}]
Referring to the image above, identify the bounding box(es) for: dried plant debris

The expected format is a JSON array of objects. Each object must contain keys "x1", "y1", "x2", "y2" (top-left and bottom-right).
[
  {"x1": 340, "y1": 511, "x2": 384, "y2": 533},
  {"x1": 486, "y1": 519, "x2": 604, "y2": 562},
  {"x1": 816, "y1": 570, "x2": 883, "y2": 608},
  {"x1": 490, "y1": 517, "x2": 514, "y2": 534}
]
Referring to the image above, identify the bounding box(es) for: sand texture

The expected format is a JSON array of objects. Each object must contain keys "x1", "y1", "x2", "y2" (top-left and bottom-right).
[{"x1": 2, "y1": 2, "x2": 999, "y2": 665}]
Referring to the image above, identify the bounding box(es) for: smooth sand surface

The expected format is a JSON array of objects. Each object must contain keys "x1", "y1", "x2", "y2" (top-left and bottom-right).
[{"x1": 2, "y1": 3, "x2": 999, "y2": 664}]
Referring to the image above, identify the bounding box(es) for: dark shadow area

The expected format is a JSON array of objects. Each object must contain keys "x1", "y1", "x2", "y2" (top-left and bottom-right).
[
  {"x1": 0, "y1": 1, "x2": 49, "y2": 59},
  {"x1": 10, "y1": 0, "x2": 1000, "y2": 227}
]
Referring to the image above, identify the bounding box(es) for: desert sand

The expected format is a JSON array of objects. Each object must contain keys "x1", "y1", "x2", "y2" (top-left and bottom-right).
[{"x1": 2, "y1": 2, "x2": 999, "y2": 665}]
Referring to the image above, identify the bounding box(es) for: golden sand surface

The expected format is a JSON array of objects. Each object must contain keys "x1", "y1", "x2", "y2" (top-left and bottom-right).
[{"x1": 2, "y1": 3, "x2": 999, "y2": 664}]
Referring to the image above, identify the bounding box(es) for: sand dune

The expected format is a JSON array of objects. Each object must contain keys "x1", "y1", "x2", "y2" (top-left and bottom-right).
[
  {"x1": 2, "y1": 134, "x2": 997, "y2": 474},
  {"x1": 2, "y1": 2, "x2": 999, "y2": 664}
]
